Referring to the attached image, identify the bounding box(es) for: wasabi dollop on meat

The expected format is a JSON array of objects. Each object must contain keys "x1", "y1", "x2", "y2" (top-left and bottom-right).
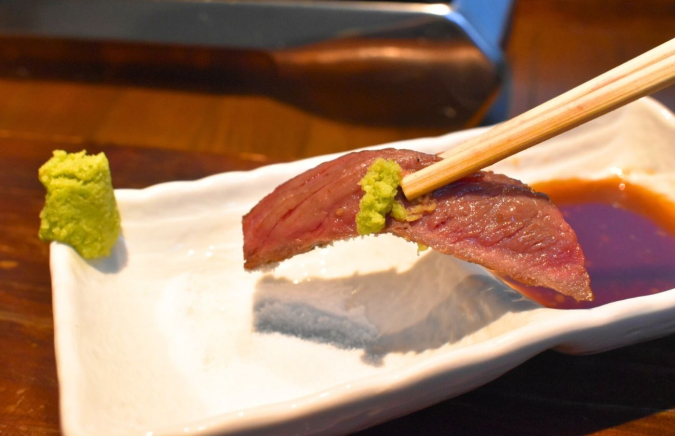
[
  {"x1": 39, "y1": 150, "x2": 121, "y2": 259},
  {"x1": 242, "y1": 149, "x2": 593, "y2": 302},
  {"x1": 356, "y1": 158, "x2": 403, "y2": 235}
]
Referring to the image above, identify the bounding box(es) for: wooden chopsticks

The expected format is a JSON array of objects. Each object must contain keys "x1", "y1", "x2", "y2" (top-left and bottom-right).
[{"x1": 401, "y1": 37, "x2": 675, "y2": 200}]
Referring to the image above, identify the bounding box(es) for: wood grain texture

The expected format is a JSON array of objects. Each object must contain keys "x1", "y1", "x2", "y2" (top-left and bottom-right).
[
  {"x1": 506, "y1": 0, "x2": 675, "y2": 117},
  {"x1": 1, "y1": 0, "x2": 675, "y2": 434}
]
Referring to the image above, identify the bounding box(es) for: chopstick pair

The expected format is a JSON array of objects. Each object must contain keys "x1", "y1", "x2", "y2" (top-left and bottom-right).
[{"x1": 401, "y1": 37, "x2": 675, "y2": 200}]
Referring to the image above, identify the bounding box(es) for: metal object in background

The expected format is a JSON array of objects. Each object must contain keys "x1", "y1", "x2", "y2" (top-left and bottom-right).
[{"x1": 0, "y1": 0, "x2": 513, "y2": 127}]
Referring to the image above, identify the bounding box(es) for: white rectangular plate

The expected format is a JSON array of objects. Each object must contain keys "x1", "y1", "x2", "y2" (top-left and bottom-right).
[{"x1": 52, "y1": 98, "x2": 675, "y2": 436}]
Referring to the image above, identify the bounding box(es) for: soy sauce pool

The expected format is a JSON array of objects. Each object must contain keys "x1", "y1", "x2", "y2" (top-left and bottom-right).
[{"x1": 502, "y1": 176, "x2": 675, "y2": 309}]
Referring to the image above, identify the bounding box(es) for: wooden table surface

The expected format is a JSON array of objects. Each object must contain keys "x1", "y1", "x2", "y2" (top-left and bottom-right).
[{"x1": 2, "y1": 1, "x2": 675, "y2": 434}]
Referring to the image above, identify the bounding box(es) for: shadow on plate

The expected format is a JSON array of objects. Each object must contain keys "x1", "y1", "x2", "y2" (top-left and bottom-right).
[
  {"x1": 86, "y1": 236, "x2": 129, "y2": 274},
  {"x1": 253, "y1": 252, "x2": 540, "y2": 365}
]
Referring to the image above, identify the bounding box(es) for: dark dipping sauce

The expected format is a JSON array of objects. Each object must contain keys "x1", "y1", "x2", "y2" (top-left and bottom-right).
[{"x1": 501, "y1": 176, "x2": 675, "y2": 309}]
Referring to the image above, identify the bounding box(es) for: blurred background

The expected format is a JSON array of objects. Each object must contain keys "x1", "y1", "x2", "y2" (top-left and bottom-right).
[
  {"x1": 0, "y1": 0, "x2": 672, "y2": 162},
  {"x1": 1, "y1": 1, "x2": 675, "y2": 435}
]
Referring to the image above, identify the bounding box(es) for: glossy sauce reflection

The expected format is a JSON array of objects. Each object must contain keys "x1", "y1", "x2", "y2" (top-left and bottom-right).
[{"x1": 503, "y1": 177, "x2": 675, "y2": 309}]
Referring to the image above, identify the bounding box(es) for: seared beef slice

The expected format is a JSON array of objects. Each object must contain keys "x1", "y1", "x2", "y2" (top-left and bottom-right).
[{"x1": 243, "y1": 149, "x2": 592, "y2": 301}]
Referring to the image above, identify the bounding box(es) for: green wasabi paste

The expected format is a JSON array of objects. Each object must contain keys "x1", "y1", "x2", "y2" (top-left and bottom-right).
[
  {"x1": 38, "y1": 150, "x2": 121, "y2": 259},
  {"x1": 391, "y1": 201, "x2": 408, "y2": 221},
  {"x1": 355, "y1": 158, "x2": 403, "y2": 235}
]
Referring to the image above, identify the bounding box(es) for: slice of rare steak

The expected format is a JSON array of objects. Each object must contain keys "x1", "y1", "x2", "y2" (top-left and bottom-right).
[{"x1": 243, "y1": 149, "x2": 592, "y2": 301}]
